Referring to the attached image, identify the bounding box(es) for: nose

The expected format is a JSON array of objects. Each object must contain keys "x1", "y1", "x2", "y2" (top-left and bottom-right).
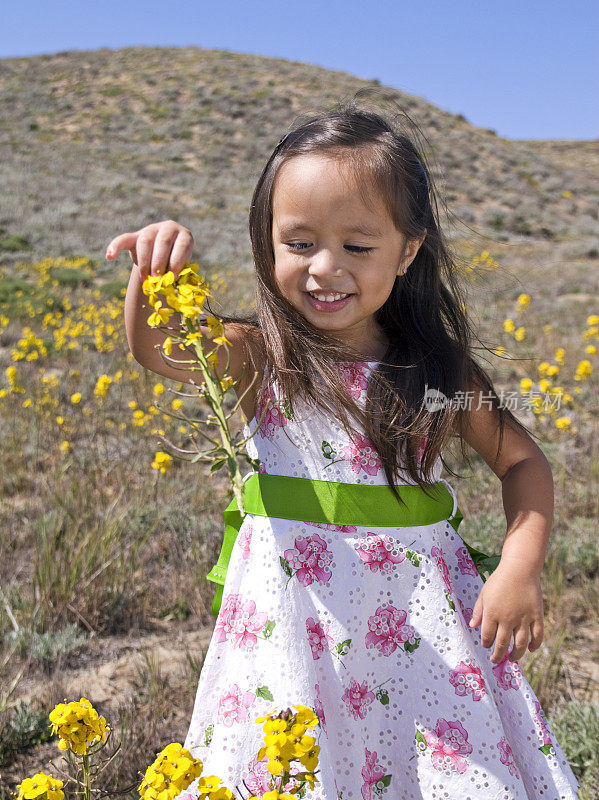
[{"x1": 307, "y1": 248, "x2": 343, "y2": 278}]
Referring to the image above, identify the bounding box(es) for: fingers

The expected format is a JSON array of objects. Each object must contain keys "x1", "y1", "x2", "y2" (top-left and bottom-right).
[
  {"x1": 528, "y1": 618, "x2": 544, "y2": 652},
  {"x1": 104, "y1": 220, "x2": 194, "y2": 281}
]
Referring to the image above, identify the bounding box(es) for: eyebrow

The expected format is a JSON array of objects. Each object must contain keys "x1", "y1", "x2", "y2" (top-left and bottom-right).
[{"x1": 276, "y1": 223, "x2": 383, "y2": 239}]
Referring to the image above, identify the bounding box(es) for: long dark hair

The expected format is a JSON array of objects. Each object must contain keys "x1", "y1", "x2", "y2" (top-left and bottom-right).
[{"x1": 204, "y1": 89, "x2": 536, "y2": 503}]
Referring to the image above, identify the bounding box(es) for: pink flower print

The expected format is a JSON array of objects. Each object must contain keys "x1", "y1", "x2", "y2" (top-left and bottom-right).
[
  {"x1": 245, "y1": 757, "x2": 298, "y2": 795},
  {"x1": 423, "y1": 718, "x2": 473, "y2": 775},
  {"x1": 431, "y1": 545, "x2": 454, "y2": 595},
  {"x1": 533, "y1": 700, "x2": 554, "y2": 748},
  {"x1": 361, "y1": 747, "x2": 387, "y2": 800},
  {"x1": 365, "y1": 604, "x2": 419, "y2": 656},
  {"x1": 342, "y1": 678, "x2": 376, "y2": 720},
  {"x1": 456, "y1": 545, "x2": 479, "y2": 577},
  {"x1": 337, "y1": 362, "x2": 370, "y2": 399},
  {"x1": 256, "y1": 385, "x2": 287, "y2": 440},
  {"x1": 283, "y1": 533, "x2": 333, "y2": 586},
  {"x1": 217, "y1": 683, "x2": 256, "y2": 726},
  {"x1": 457, "y1": 597, "x2": 474, "y2": 625},
  {"x1": 314, "y1": 683, "x2": 327, "y2": 735},
  {"x1": 305, "y1": 520, "x2": 357, "y2": 533},
  {"x1": 449, "y1": 660, "x2": 486, "y2": 702},
  {"x1": 493, "y1": 651, "x2": 522, "y2": 691},
  {"x1": 306, "y1": 617, "x2": 336, "y2": 660},
  {"x1": 355, "y1": 533, "x2": 406, "y2": 574},
  {"x1": 498, "y1": 736, "x2": 521, "y2": 780},
  {"x1": 258, "y1": 460, "x2": 268, "y2": 474},
  {"x1": 239, "y1": 521, "x2": 253, "y2": 561},
  {"x1": 339, "y1": 433, "x2": 383, "y2": 476},
  {"x1": 214, "y1": 593, "x2": 268, "y2": 651}
]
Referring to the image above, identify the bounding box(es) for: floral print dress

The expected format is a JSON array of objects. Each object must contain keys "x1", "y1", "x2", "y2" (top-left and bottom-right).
[{"x1": 175, "y1": 361, "x2": 580, "y2": 800}]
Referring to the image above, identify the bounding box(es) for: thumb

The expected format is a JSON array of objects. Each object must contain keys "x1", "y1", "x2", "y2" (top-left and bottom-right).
[{"x1": 469, "y1": 600, "x2": 481, "y2": 628}]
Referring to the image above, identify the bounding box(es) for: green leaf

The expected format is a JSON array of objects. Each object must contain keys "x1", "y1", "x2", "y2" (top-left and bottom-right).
[
  {"x1": 337, "y1": 638, "x2": 352, "y2": 656},
  {"x1": 263, "y1": 619, "x2": 275, "y2": 639},
  {"x1": 256, "y1": 685, "x2": 274, "y2": 701},
  {"x1": 203, "y1": 723, "x2": 214, "y2": 746},
  {"x1": 280, "y1": 556, "x2": 294, "y2": 577},
  {"x1": 210, "y1": 458, "x2": 226, "y2": 473},
  {"x1": 404, "y1": 638, "x2": 420, "y2": 653},
  {"x1": 376, "y1": 688, "x2": 390, "y2": 705}
]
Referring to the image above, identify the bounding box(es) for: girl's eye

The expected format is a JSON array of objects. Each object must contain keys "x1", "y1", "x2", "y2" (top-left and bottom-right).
[{"x1": 286, "y1": 243, "x2": 373, "y2": 254}]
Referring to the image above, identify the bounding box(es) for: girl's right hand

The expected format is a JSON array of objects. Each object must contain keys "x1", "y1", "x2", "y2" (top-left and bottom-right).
[{"x1": 105, "y1": 219, "x2": 194, "y2": 282}]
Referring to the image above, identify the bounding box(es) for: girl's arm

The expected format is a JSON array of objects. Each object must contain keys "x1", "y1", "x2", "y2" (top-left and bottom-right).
[
  {"x1": 454, "y1": 378, "x2": 551, "y2": 665},
  {"x1": 108, "y1": 221, "x2": 256, "y2": 388}
]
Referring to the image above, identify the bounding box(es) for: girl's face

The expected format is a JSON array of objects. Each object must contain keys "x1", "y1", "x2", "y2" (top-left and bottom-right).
[{"x1": 272, "y1": 153, "x2": 425, "y2": 359}]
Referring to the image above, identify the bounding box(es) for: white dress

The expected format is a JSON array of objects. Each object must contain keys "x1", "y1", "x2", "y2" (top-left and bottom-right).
[{"x1": 175, "y1": 361, "x2": 580, "y2": 800}]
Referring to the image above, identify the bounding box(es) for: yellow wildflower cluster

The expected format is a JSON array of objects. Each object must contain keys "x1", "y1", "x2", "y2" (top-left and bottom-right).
[
  {"x1": 4, "y1": 365, "x2": 25, "y2": 394},
  {"x1": 143, "y1": 263, "x2": 211, "y2": 325},
  {"x1": 249, "y1": 704, "x2": 320, "y2": 794},
  {"x1": 138, "y1": 742, "x2": 203, "y2": 800},
  {"x1": 463, "y1": 250, "x2": 499, "y2": 279},
  {"x1": 94, "y1": 373, "x2": 112, "y2": 397},
  {"x1": 11, "y1": 326, "x2": 49, "y2": 361},
  {"x1": 48, "y1": 697, "x2": 110, "y2": 755},
  {"x1": 29, "y1": 255, "x2": 94, "y2": 288},
  {"x1": 152, "y1": 451, "x2": 173, "y2": 473},
  {"x1": 17, "y1": 772, "x2": 64, "y2": 800}
]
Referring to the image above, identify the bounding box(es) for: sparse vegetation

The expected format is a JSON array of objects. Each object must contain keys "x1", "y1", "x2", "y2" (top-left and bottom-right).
[{"x1": 0, "y1": 45, "x2": 597, "y2": 799}]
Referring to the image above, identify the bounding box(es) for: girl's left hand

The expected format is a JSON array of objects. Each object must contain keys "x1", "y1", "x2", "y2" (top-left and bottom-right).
[{"x1": 468, "y1": 560, "x2": 545, "y2": 664}]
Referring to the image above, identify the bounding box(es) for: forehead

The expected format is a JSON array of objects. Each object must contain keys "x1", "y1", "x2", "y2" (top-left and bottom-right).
[{"x1": 272, "y1": 153, "x2": 390, "y2": 230}]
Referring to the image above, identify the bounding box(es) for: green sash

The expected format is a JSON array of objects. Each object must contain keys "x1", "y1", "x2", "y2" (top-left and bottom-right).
[{"x1": 206, "y1": 472, "x2": 500, "y2": 618}]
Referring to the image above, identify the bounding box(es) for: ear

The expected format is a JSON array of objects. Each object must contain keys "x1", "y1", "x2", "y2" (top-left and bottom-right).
[{"x1": 397, "y1": 230, "x2": 427, "y2": 276}]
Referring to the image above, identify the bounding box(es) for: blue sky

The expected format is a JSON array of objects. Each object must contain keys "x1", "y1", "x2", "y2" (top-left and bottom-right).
[{"x1": 2, "y1": 0, "x2": 597, "y2": 140}]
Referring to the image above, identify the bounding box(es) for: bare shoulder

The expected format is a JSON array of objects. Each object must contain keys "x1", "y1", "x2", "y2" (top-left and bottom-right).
[{"x1": 453, "y1": 374, "x2": 543, "y2": 481}]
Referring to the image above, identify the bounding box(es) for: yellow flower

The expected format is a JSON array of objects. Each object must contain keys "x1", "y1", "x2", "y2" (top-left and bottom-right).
[
  {"x1": 56, "y1": 416, "x2": 64, "y2": 425},
  {"x1": 585, "y1": 344, "x2": 597, "y2": 355},
  {"x1": 514, "y1": 327, "x2": 525, "y2": 341},
  {"x1": 586, "y1": 314, "x2": 599, "y2": 326},
  {"x1": 561, "y1": 190, "x2": 572, "y2": 198},
  {"x1": 138, "y1": 742, "x2": 202, "y2": 800},
  {"x1": 49, "y1": 697, "x2": 110, "y2": 756},
  {"x1": 132, "y1": 410, "x2": 146, "y2": 427},
  {"x1": 153, "y1": 383, "x2": 165, "y2": 397},
  {"x1": 494, "y1": 346, "x2": 506, "y2": 356},
  {"x1": 22, "y1": 398, "x2": 32, "y2": 408},
  {"x1": 172, "y1": 398, "x2": 183, "y2": 410},
  {"x1": 60, "y1": 441, "x2": 71, "y2": 453},
  {"x1": 70, "y1": 392, "x2": 82, "y2": 404},
  {"x1": 17, "y1": 772, "x2": 64, "y2": 800},
  {"x1": 520, "y1": 378, "x2": 533, "y2": 392},
  {"x1": 543, "y1": 324, "x2": 553, "y2": 335},
  {"x1": 163, "y1": 336, "x2": 173, "y2": 355},
  {"x1": 554, "y1": 348, "x2": 565, "y2": 365},
  {"x1": 546, "y1": 365, "x2": 559, "y2": 376},
  {"x1": 147, "y1": 301, "x2": 173, "y2": 327},
  {"x1": 539, "y1": 378, "x2": 552, "y2": 393},
  {"x1": 574, "y1": 359, "x2": 592, "y2": 380},
  {"x1": 516, "y1": 293, "x2": 530, "y2": 308},
  {"x1": 129, "y1": 400, "x2": 138, "y2": 410},
  {"x1": 503, "y1": 319, "x2": 515, "y2": 333},
  {"x1": 94, "y1": 374, "x2": 112, "y2": 397},
  {"x1": 151, "y1": 451, "x2": 173, "y2": 473},
  {"x1": 538, "y1": 361, "x2": 550, "y2": 375},
  {"x1": 555, "y1": 417, "x2": 572, "y2": 430},
  {"x1": 179, "y1": 425, "x2": 187, "y2": 434}
]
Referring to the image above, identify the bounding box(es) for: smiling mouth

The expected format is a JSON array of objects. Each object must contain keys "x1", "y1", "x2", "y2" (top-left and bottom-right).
[{"x1": 306, "y1": 290, "x2": 354, "y2": 302}]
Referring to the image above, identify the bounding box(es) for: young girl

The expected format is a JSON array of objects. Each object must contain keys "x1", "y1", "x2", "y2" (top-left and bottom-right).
[{"x1": 108, "y1": 99, "x2": 580, "y2": 799}]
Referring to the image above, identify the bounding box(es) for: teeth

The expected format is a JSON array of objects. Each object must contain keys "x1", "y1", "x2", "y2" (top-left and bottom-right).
[{"x1": 309, "y1": 292, "x2": 350, "y2": 302}]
